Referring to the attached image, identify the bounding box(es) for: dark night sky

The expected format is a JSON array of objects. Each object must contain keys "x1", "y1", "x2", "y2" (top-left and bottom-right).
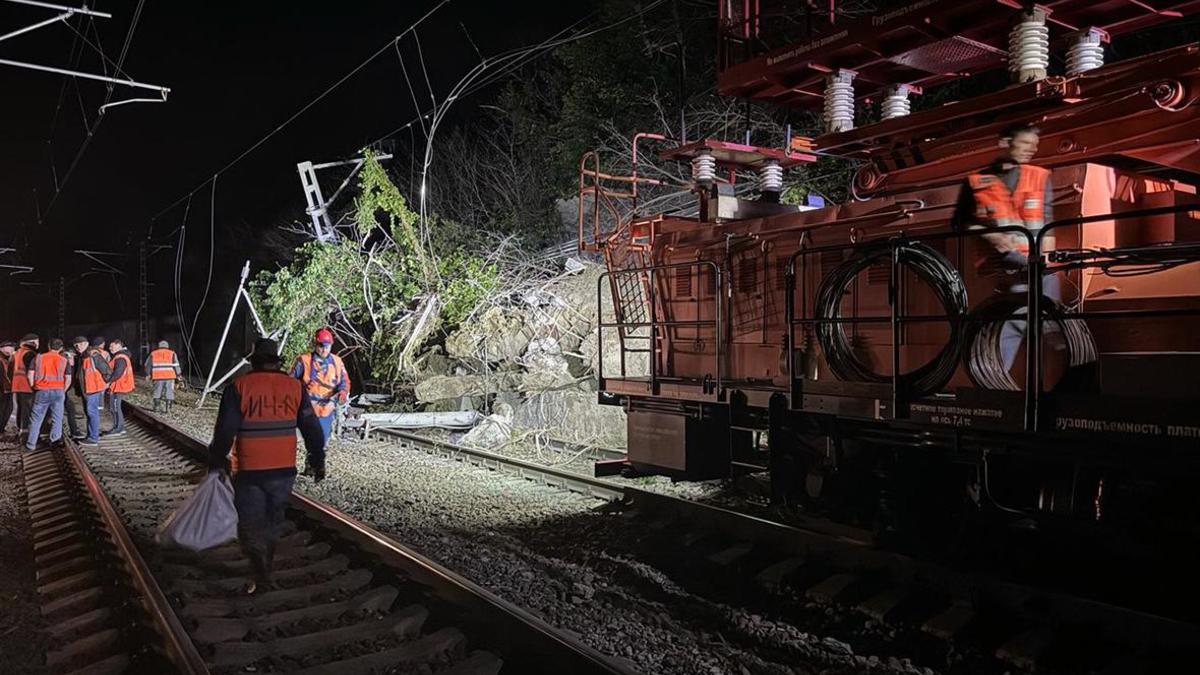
[{"x1": 0, "y1": 0, "x2": 586, "y2": 332}]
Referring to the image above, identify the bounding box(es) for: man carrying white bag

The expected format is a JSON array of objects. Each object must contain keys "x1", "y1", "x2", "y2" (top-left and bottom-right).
[{"x1": 159, "y1": 338, "x2": 325, "y2": 594}]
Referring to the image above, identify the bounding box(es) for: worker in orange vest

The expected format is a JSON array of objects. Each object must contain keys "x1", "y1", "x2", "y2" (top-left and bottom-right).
[
  {"x1": 208, "y1": 338, "x2": 325, "y2": 593},
  {"x1": 144, "y1": 340, "x2": 181, "y2": 414},
  {"x1": 24, "y1": 338, "x2": 72, "y2": 452},
  {"x1": 78, "y1": 337, "x2": 113, "y2": 447},
  {"x1": 953, "y1": 122, "x2": 1062, "y2": 373},
  {"x1": 105, "y1": 338, "x2": 136, "y2": 436},
  {"x1": 62, "y1": 337, "x2": 89, "y2": 441},
  {"x1": 290, "y1": 327, "x2": 351, "y2": 455},
  {"x1": 0, "y1": 340, "x2": 15, "y2": 435},
  {"x1": 11, "y1": 334, "x2": 39, "y2": 437}
]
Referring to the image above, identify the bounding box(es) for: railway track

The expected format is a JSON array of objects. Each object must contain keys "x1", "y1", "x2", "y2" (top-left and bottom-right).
[
  {"x1": 26, "y1": 409, "x2": 633, "y2": 675},
  {"x1": 364, "y1": 422, "x2": 1197, "y2": 674}
]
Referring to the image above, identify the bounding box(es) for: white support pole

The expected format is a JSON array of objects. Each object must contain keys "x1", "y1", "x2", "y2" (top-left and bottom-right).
[
  {"x1": 208, "y1": 358, "x2": 249, "y2": 393},
  {"x1": 2, "y1": 0, "x2": 111, "y2": 18},
  {"x1": 241, "y1": 287, "x2": 267, "y2": 336},
  {"x1": 0, "y1": 57, "x2": 170, "y2": 94},
  {"x1": 197, "y1": 261, "x2": 250, "y2": 408},
  {"x1": 0, "y1": 12, "x2": 72, "y2": 44}
]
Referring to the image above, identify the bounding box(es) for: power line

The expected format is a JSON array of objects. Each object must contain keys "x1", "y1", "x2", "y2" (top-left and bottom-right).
[
  {"x1": 146, "y1": 0, "x2": 449, "y2": 230},
  {"x1": 40, "y1": 0, "x2": 150, "y2": 221}
]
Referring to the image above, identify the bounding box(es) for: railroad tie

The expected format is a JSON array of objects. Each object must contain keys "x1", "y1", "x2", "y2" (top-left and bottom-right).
[
  {"x1": 207, "y1": 603, "x2": 429, "y2": 668},
  {"x1": 286, "y1": 626, "x2": 468, "y2": 675},
  {"x1": 191, "y1": 585, "x2": 400, "y2": 643},
  {"x1": 439, "y1": 650, "x2": 505, "y2": 675},
  {"x1": 170, "y1": 554, "x2": 351, "y2": 594},
  {"x1": 178, "y1": 568, "x2": 375, "y2": 619},
  {"x1": 754, "y1": 556, "x2": 805, "y2": 591},
  {"x1": 805, "y1": 572, "x2": 860, "y2": 604}
]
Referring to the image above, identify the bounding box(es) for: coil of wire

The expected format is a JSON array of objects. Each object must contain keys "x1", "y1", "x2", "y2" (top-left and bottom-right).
[
  {"x1": 962, "y1": 294, "x2": 1097, "y2": 391},
  {"x1": 813, "y1": 242, "x2": 969, "y2": 397}
]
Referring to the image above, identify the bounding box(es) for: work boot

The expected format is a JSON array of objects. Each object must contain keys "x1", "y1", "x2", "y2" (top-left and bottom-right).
[{"x1": 166, "y1": 400, "x2": 173, "y2": 414}]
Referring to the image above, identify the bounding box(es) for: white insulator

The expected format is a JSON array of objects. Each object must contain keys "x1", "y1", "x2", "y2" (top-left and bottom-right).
[
  {"x1": 1008, "y1": 11, "x2": 1049, "y2": 83},
  {"x1": 691, "y1": 152, "x2": 716, "y2": 183},
  {"x1": 880, "y1": 84, "x2": 911, "y2": 120},
  {"x1": 823, "y1": 70, "x2": 856, "y2": 133},
  {"x1": 1066, "y1": 29, "x2": 1105, "y2": 75},
  {"x1": 758, "y1": 160, "x2": 784, "y2": 193}
]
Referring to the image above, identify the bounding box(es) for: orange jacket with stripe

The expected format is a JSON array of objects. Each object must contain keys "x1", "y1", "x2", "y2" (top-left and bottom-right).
[
  {"x1": 32, "y1": 351, "x2": 69, "y2": 390},
  {"x1": 107, "y1": 350, "x2": 136, "y2": 394},
  {"x1": 147, "y1": 348, "x2": 180, "y2": 380},
  {"x1": 291, "y1": 352, "x2": 351, "y2": 418},
  {"x1": 11, "y1": 345, "x2": 35, "y2": 393},
  {"x1": 81, "y1": 349, "x2": 110, "y2": 395},
  {"x1": 208, "y1": 369, "x2": 325, "y2": 475}
]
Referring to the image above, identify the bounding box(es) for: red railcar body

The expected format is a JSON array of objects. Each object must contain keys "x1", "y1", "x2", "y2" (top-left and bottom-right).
[{"x1": 583, "y1": 1, "x2": 1200, "y2": 525}]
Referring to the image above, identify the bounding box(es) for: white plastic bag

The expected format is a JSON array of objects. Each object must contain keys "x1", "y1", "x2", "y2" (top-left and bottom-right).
[{"x1": 156, "y1": 471, "x2": 238, "y2": 551}]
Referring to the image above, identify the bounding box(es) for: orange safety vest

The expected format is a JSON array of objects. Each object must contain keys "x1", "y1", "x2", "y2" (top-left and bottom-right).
[
  {"x1": 150, "y1": 348, "x2": 178, "y2": 380},
  {"x1": 967, "y1": 165, "x2": 1050, "y2": 255},
  {"x1": 231, "y1": 370, "x2": 301, "y2": 472},
  {"x1": 109, "y1": 352, "x2": 136, "y2": 394},
  {"x1": 82, "y1": 350, "x2": 108, "y2": 395},
  {"x1": 295, "y1": 352, "x2": 349, "y2": 418},
  {"x1": 33, "y1": 351, "x2": 68, "y2": 390},
  {"x1": 12, "y1": 345, "x2": 34, "y2": 393}
]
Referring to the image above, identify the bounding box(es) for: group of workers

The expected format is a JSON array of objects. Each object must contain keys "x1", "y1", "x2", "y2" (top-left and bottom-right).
[
  {"x1": 3, "y1": 325, "x2": 349, "y2": 594},
  {"x1": 0, "y1": 335, "x2": 178, "y2": 451}
]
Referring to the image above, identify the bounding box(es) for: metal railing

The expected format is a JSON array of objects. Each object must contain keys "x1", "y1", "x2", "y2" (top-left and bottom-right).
[
  {"x1": 787, "y1": 225, "x2": 1028, "y2": 423},
  {"x1": 597, "y1": 260, "x2": 723, "y2": 397},
  {"x1": 577, "y1": 134, "x2": 669, "y2": 252},
  {"x1": 1025, "y1": 202, "x2": 1200, "y2": 426}
]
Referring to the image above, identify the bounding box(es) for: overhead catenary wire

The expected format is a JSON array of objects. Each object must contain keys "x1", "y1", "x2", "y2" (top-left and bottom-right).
[
  {"x1": 41, "y1": 0, "x2": 147, "y2": 221},
  {"x1": 146, "y1": 0, "x2": 450, "y2": 230},
  {"x1": 184, "y1": 176, "x2": 218, "y2": 375}
]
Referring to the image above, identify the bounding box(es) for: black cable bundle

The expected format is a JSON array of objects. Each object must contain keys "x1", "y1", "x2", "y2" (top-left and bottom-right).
[
  {"x1": 813, "y1": 242, "x2": 969, "y2": 397},
  {"x1": 963, "y1": 294, "x2": 1097, "y2": 391}
]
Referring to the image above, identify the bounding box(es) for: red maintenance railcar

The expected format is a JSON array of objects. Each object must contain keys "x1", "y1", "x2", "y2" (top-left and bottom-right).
[{"x1": 581, "y1": 1, "x2": 1200, "y2": 539}]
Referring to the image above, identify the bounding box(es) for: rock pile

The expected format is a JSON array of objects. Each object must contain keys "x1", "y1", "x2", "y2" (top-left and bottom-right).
[{"x1": 414, "y1": 259, "x2": 629, "y2": 450}]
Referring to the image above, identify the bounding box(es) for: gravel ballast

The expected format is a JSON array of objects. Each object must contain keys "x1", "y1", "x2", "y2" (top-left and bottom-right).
[{"x1": 126, "y1": 386, "x2": 931, "y2": 674}]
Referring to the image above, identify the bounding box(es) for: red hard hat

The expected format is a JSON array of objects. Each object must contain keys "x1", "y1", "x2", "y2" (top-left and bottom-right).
[{"x1": 314, "y1": 327, "x2": 334, "y2": 344}]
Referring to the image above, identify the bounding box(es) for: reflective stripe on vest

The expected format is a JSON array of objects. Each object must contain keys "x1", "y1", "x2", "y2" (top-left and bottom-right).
[
  {"x1": 12, "y1": 346, "x2": 34, "y2": 393},
  {"x1": 33, "y1": 352, "x2": 68, "y2": 390},
  {"x1": 82, "y1": 350, "x2": 108, "y2": 395},
  {"x1": 150, "y1": 348, "x2": 178, "y2": 380},
  {"x1": 232, "y1": 371, "x2": 301, "y2": 471},
  {"x1": 967, "y1": 165, "x2": 1050, "y2": 238},
  {"x1": 109, "y1": 353, "x2": 135, "y2": 393},
  {"x1": 297, "y1": 352, "x2": 344, "y2": 418}
]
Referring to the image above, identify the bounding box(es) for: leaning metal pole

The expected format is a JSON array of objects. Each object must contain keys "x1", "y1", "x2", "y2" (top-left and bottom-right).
[{"x1": 197, "y1": 260, "x2": 250, "y2": 408}]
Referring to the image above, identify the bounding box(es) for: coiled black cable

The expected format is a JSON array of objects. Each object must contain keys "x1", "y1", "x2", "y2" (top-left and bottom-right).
[
  {"x1": 962, "y1": 294, "x2": 1097, "y2": 391},
  {"x1": 814, "y1": 242, "x2": 969, "y2": 397}
]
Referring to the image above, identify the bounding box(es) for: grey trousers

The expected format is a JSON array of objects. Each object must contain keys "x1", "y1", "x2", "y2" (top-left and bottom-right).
[{"x1": 152, "y1": 379, "x2": 176, "y2": 401}]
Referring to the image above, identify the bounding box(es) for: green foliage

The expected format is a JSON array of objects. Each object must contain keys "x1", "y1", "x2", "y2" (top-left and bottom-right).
[{"x1": 255, "y1": 153, "x2": 498, "y2": 381}]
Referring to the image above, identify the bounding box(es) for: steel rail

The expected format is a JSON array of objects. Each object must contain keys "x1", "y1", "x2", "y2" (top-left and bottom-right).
[
  {"x1": 123, "y1": 402, "x2": 635, "y2": 675},
  {"x1": 60, "y1": 438, "x2": 210, "y2": 675},
  {"x1": 369, "y1": 415, "x2": 1200, "y2": 657},
  {"x1": 126, "y1": 401, "x2": 1200, "y2": 663}
]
